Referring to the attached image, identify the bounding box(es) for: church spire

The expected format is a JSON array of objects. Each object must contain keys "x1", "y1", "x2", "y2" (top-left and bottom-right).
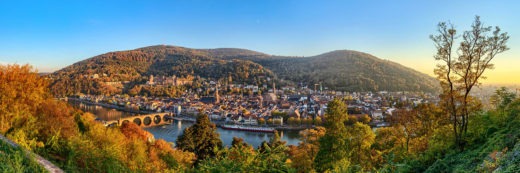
[
  {"x1": 215, "y1": 87, "x2": 220, "y2": 104},
  {"x1": 272, "y1": 80, "x2": 276, "y2": 95}
]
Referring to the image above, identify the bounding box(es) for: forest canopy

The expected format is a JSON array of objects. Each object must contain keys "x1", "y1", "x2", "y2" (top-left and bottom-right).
[{"x1": 48, "y1": 45, "x2": 439, "y2": 97}]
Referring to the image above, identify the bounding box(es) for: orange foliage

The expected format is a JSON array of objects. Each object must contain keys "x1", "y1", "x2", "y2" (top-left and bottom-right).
[
  {"x1": 0, "y1": 64, "x2": 49, "y2": 133},
  {"x1": 288, "y1": 127, "x2": 326, "y2": 172},
  {"x1": 0, "y1": 64, "x2": 195, "y2": 171},
  {"x1": 119, "y1": 121, "x2": 154, "y2": 141}
]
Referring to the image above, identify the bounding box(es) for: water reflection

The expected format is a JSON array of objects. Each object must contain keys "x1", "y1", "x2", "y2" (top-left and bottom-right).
[
  {"x1": 69, "y1": 100, "x2": 136, "y2": 121},
  {"x1": 146, "y1": 120, "x2": 301, "y2": 147},
  {"x1": 69, "y1": 101, "x2": 302, "y2": 147}
]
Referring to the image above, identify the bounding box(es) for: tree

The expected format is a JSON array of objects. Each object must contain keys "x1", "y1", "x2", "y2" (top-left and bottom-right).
[
  {"x1": 267, "y1": 118, "x2": 274, "y2": 125},
  {"x1": 176, "y1": 112, "x2": 223, "y2": 161},
  {"x1": 431, "y1": 16, "x2": 509, "y2": 150},
  {"x1": 295, "y1": 118, "x2": 302, "y2": 125},
  {"x1": 374, "y1": 127, "x2": 407, "y2": 162},
  {"x1": 273, "y1": 119, "x2": 282, "y2": 125},
  {"x1": 314, "y1": 99, "x2": 351, "y2": 172},
  {"x1": 231, "y1": 137, "x2": 251, "y2": 149},
  {"x1": 0, "y1": 64, "x2": 198, "y2": 172},
  {"x1": 314, "y1": 117, "x2": 322, "y2": 125},
  {"x1": 388, "y1": 104, "x2": 444, "y2": 154},
  {"x1": 197, "y1": 134, "x2": 292, "y2": 172},
  {"x1": 490, "y1": 87, "x2": 516, "y2": 111},
  {"x1": 0, "y1": 64, "x2": 48, "y2": 134},
  {"x1": 348, "y1": 122, "x2": 376, "y2": 170},
  {"x1": 288, "y1": 127, "x2": 326, "y2": 172},
  {"x1": 346, "y1": 115, "x2": 358, "y2": 126},
  {"x1": 288, "y1": 117, "x2": 296, "y2": 125},
  {"x1": 303, "y1": 117, "x2": 313, "y2": 125},
  {"x1": 259, "y1": 131, "x2": 287, "y2": 152},
  {"x1": 359, "y1": 114, "x2": 371, "y2": 124},
  {"x1": 258, "y1": 118, "x2": 266, "y2": 125}
]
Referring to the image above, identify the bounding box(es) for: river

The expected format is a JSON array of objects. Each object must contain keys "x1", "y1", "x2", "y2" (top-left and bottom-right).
[{"x1": 69, "y1": 101, "x2": 302, "y2": 147}]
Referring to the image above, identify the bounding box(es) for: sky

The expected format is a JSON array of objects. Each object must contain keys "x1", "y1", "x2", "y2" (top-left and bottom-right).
[{"x1": 1, "y1": 0, "x2": 519, "y2": 84}]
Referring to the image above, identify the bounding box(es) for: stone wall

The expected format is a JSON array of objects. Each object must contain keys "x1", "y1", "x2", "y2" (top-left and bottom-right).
[{"x1": 0, "y1": 134, "x2": 64, "y2": 173}]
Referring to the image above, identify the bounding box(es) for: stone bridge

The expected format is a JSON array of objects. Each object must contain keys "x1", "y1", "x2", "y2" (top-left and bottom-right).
[{"x1": 106, "y1": 112, "x2": 174, "y2": 127}]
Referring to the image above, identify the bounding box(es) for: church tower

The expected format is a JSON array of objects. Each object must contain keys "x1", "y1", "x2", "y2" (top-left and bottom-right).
[
  {"x1": 272, "y1": 80, "x2": 276, "y2": 95},
  {"x1": 215, "y1": 87, "x2": 220, "y2": 104}
]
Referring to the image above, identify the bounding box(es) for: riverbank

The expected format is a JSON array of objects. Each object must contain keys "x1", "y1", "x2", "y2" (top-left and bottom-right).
[
  {"x1": 67, "y1": 97, "x2": 153, "y2": 115},
  {"x1": 275, "y1": 125, "x2": 315, "y2": 131},
  {"x1": 69, "y1": 101, "x2": 303, "y2": 147},
  {"x1": 69, "y1": 98, "x2": 314, "y2": 131}
]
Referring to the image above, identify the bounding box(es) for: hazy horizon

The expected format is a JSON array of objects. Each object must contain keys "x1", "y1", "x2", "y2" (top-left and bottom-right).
[{"x1": 1, "y1": 0, "x2": 519, "y2": 84}]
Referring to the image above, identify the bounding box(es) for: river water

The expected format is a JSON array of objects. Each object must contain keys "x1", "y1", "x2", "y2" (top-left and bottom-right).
[{"x1": 69, "y1": 101, "x2": 301, "y2": 147}]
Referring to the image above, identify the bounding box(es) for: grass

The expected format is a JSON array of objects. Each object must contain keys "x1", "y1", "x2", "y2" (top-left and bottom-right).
[{"x1": 0, "y1": 138, "x2": 47, "y2": 173}]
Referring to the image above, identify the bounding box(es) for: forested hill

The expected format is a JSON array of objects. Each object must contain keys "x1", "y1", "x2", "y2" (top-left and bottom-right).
[
  {"x1": 49, "y1": 45, "x2": 438, "y2": 96},
  {"x1": 49, "y1": 45, "x2": 274, "y2": 96},
  {"x1": 254, "y1": 50, "x2": 439, "y2": 92},
  {"x1": 194, "y1": 47, "x2": 439, "y2": 92}
]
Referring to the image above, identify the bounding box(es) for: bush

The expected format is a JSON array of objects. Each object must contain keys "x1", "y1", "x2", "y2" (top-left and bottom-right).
[{"x1": 0, "y1": 139, "x2": 47, "y2": 173}]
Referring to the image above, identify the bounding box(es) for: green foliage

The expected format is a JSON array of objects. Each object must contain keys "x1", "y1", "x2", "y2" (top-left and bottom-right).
[
  {"x1": 196, "y1": 135, "x2": 294, "y2": 172},
  {"x1": 348, "y1": 122, "x2": 376, "y2": 170},
  {"x1": 490, "y1": 87, "x2": 517, "y2": 111},
  {"x1": 314, "y1": 99, "x2": 351, "y2": 172},
  {"x1": 49, "y1": 45, "x2": 274, "y2": 96},
  {"x1": 0, "y1": 139, "x2": 47, "y2": 173},
  {"x1": 255, "y1": 50, "x2": 439, "y2": 92},
  {"x1": 177, "y1": 112, "x2": 223, "y2": 161},
  {"x1": 1, "y1": 64, "x2": 194, "y2": 172},
  {"x1": 50, "y1": 46, "x2": 438, "y2": 96},
  {"x1": 396, "y1": 97, "x2": 520, "y2": 172}
]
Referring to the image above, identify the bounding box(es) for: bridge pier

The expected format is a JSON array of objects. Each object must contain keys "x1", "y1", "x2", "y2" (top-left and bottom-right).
[{"x1": 115, "y1": 112, "x2": 174, "y2": 127}]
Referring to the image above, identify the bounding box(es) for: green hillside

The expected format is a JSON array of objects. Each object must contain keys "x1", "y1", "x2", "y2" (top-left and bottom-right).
[
  {"x1": 49, "y1": 45, "x2": 274, "y2": 96},
  {"x1": 202, "y1": 48, "x2": 439, "y2": 92},
  {"x1": 49, "y1": 45, "x2": 438, "y2": 96},
  {"x1": 264, "y1": 50, "x2": 438, "y2": 92}
]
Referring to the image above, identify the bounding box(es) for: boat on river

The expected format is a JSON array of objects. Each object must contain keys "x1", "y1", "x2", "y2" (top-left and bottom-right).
[{"x1": 221, "y1": 125, "x2": 276, "y2": 133}]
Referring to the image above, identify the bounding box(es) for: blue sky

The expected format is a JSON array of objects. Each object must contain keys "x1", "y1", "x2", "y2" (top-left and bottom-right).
[{"x1": 1, "y1": 0, "x2": 519, "y2": 83}]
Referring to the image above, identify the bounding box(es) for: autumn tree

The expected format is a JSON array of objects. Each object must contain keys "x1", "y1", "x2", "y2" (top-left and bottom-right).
[
  {"x1": 0, "y1": 64, "x2": 195, "y2": 172},
  {"x1": 358, "y1": 114, "x2": 371, "y2": 124},
  {"x1": 314, "y1": 116, "x2": 322, "y2": 125},
  {"x1": 388, "y1": 104, "x2": 444, "y2": 154},
  {"x1": 231, "y1": 137, "x2": 251, "y2": 149},
  {"x1": 258, "y1": 118, "x2": 266, "y2": 125},
  {"x1": 288, "y1": 117, "x2": 296, "y2": 125},
  {"x1": 374, "y1": 126, "x2": 406, "y2": 163},
  {"x1": 0, "y1": 64, "x2": 48, "y2": 134},
  {"x1": 176, "y1": 112, "x2": 223, "y2": 161},
  {"x1": 348, "y1": 122, "x2": 376, "y2": 171},
  {"x1": 288, "y1": 127, "x2": 326, "y2": 172},
  {"x1": 314, "y1": 99, "x2": 351, "y2": 172},
  {"x1": 431, "y1": 16, "x2": 509, "y2": 150},
  {"x1": 267, "y1": 118, "x2": 274, "y2": 125}
]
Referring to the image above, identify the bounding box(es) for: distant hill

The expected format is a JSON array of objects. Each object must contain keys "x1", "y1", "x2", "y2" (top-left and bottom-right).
[
  {"x1": 253, "y1": 50, "x2": 439, "y2": 92},
  {"x1": 196, "y1": 48, "x2": 268, "y2": 60},
  {"x1": 193, "y1": 47, "x2": 439, "y2": 92},
  {"x1": 49, "y1": 45, "x2": 274, "y2": 96},
  {"x1": 49, "y1": 45, "x2": 438, "y2": 96}
]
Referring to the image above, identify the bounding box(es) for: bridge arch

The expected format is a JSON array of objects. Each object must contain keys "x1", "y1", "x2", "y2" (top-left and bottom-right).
[
  {"x1": 133, "y1": 118, "x2": 141, "y2": 126},
  {"x1": 154, "y1": 115, "x2": 161, "y2": 124},
  {"x1": 143, "y1": 117, "x2": 152, "y2": 126},
  {"x1": 163, "y1": 114, "x2": 171, "y2": 121}
]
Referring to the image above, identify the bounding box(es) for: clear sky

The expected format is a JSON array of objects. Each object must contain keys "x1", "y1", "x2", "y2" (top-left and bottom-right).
[{"x1": 1, "y1": 0, "x2": 519, "y2": 84}]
